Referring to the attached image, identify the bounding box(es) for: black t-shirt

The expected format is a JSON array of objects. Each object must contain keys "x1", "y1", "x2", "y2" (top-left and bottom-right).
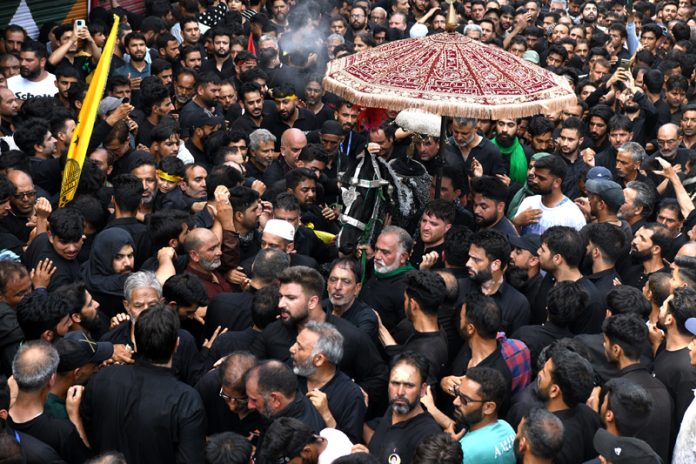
[
  {"x1": 619, "y1": 364, "x2": 674, "y2": 462},
  {"x1": 368, "y1": 408, "x2": 441, "y2": 464},
  {"x1": 512, "y1": 322, "x2": 573, "y2": 373},
  {"x1": 385, "y1": 330, "x2": 449, "y2": 383},
  {"x1": 100, "y1": 322, "x2": 204, "y2": 386},
  {"x1": 553, "y1": 405, "x2": 601, "y2": 464},
  {"x1": 251, "y1": 315, "x2": 389, "y2": 413},
  {"x1": 530, "y1": 274, "x2": 604, "y2": 335},
  {"x1": 262, "y1": 108, "x2": 318, "y2": 149},
  {"x1": 7, "y1": 413, "x2": 90, "y2": 464},
  {"x1": 653, "y1": 345, "x2": 696, "y2": 429},
  {"x1": 457, "y1": 278, "x2": 530, "y2": 336},
  {"x1": 0, "y1": 302, "x2": 22, "y2": 377},
  {"x1": 203, "y1": 291, "x2": 254, "y2": 340},
  {"x1": 22, "y1": 233, "x2": 81, "y2": 292},
  {"x1": 360, "y1": 271, "x2": 409, "y2": 331},
  {"x1": 297, "y1": 370, "x2": 366, "y2": 443}
]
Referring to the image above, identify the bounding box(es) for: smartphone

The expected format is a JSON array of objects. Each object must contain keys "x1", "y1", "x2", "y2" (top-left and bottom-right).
[
  {"x1": 619, "y1": 58, "x2": 631, "y2": 71},
  {"x1": 75, "y1": 19, "x2": 86, "y2": 28},
  {"x1": 626, "y1": 0, "x2": 633, "y2": 12}
]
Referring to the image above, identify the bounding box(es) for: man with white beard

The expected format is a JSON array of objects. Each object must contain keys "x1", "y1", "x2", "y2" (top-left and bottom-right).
[
  {"x1": 184, "y1": 228, "x2": 233, "y2": 299},
  {"x1": 359, "y1": 226, "x2": 415, "y2": 332}
]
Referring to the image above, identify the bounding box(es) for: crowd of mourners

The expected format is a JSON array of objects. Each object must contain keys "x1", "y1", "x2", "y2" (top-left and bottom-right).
[{"x1": 1, "y1": 0, "x2": 696, "y2": 462}]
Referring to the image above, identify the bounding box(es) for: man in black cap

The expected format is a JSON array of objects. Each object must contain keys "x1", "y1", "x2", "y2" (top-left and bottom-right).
[
  {"x1": 47, "y1": 332, "x2": 112, "y2": 420},
  {"x1": 184, "y1": 112, "x2": 224, "y2": 168},
  {"x1": 593, "y1": 428, "x2": 661, "y2": 463},
  {"x1": 507, "y1": 234, "x2": 543, "y2": 307},
  {"x1": 308, "y1": 120, "x2": 344, "y2": 175},
  {"x1": 579, "y1": 177, "x2": 632, "y2": 242}
]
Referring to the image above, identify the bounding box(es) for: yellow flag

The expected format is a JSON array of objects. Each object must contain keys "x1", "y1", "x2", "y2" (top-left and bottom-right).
[{"x1": 59, "y1": 15, "x2": 120, "y2": 208}]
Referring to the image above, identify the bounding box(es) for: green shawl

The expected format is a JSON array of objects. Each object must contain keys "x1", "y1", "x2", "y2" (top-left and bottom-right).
[
  {"x1": 506, "y1": 152, "x2": 553, "y2": 219},
  {"x1": 374, "y1": 262, "x2": 416, "y2": 279},
  {"x1": 492, "y1": 136, "x2": 527, "y2": 185}
]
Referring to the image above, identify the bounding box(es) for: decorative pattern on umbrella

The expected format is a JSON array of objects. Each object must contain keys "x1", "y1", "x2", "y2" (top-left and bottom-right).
[{"x1": 324, "y1": 32, "x2": 577, "y2": 119}]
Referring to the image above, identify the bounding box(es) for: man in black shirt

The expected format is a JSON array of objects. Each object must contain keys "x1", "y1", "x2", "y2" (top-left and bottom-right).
[
  {"x1": 507, "y1": 234, "x2": 543, "y2": 307},
  {"x1": 535, "y1": 346, "x2": 601, "y2": 464},
  {"x1": 204, "y1": 249, "x2": 289, "y2": 340},
  {"x1": 323, "y1": 258, "x2": 378, "y2": 340},
  {"x1": 446, "y1": 117, "x2": 505, "y2": 177},
  {"x1": 82, "y1": 304, "x2": 206, "y2": 463},
  {"x1": 651, "y1": 287, "x2": 696, "y2": 430},
  {"x1": 0, "y1": 170, "x2": 37, "y2": 245},
  {"x1": 290, "y1": 321, "x2": 366, "y2": 443},
  {"x1": 231, "y1": 82, "x2": 265, "y2": 134},
  {"x1": 623, "y1": 223, "x2": 671, "y2": 289},
  {"x1": 251, "y1": 266, "x2": 388, "y2": 414},
  {"x1": 513, "y1": 282, "x2": 583, "y2": 371},
  {"x1": 356, "y1": 352, "x2": 440, "y2": 464},
  {"x1": 183, "y1": 113, "x2": 224, "y2": 168},
  {"x1": 442, "y1": 292, "x2": 513, "y2": 408},
  {"x1": 583, "y1": 223, "x2": 626, "y2": 307},
  {"x1": 245, "y1": 360, "x2": 325, "y2": 432},
  {"x1": 8, "y1": 341, "x2": 91, "y2": 464},
  {"x1": 195, "y1": 351, "x2": 266, "y2": 437},
  {"x1": 377, "y1": 271, "x2": 449, "y2": 383},
  {"x1": 602, "y1": 314, "x2": 673, "y2": 461},
  {"x1": 410, "y1": 199, "x2": 454, "y2": 269},
  {"x1": 100, "y1": 271, "x2": 203, "y2": 385},
  {"x1": 262, "y1": 83, "x2": 317, "y2": 147},
  {"x1": 575, "y1": 285, "x2": 653, "y2": 385},
  {"x1": 360, "y1": 226, "x2": 415, "y2": 332},
  {"x1": 533, "y1": 226, "x2": 604, "y2": 333},
  {"x1": 458, "y1": 230, "x2": 530, "y2": 335}
]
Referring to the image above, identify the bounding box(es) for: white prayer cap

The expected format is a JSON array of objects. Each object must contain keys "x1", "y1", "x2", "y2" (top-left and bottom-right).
[{"x1": 263, "y1": 219, "x2": 295, "y2": 241}]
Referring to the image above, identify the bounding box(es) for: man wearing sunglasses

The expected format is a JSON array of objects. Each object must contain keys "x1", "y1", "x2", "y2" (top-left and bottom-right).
[{"x1": 453, "y1": 367, "x2": 516, "y2": 464}]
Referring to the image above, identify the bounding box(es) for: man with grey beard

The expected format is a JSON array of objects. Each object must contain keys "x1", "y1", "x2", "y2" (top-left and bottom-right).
[
  {"x1": 360, "y1": 226, "x2": 415, "y2": 331},
  {"x1": 353, "y1": 352, "x2": 440, "y2": 464},
  {"x1": 184, "y1": 228, "x2": 233, "y2": 299},
  {"x1": 290, "y1": 321, "x2": 365, "y2": 443},
  {"x1": 244, "y1": 360, "x2": 325, "y2": 432}
]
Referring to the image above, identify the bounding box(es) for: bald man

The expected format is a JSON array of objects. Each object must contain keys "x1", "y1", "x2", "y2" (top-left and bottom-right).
[
  {"x1": 184, "y1": 228, "x2": 233, "y2": 299},
  {"x1": 646, "y1": 123, "x2": 691, "y2": 187},
  {"x1": 264, "y1": 128, "x2": 308, "y2": 186},
  {"x1": 0, "y1": 170, "x2": 39, "y2": 244}
]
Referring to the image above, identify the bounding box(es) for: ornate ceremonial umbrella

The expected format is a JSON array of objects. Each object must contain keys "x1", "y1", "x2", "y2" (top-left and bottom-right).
[
  {"x1": 324, "y1": 2, "x2": 577, "y2": 198},
  {"x1": 323, "y1": 31, "x2": 576, "y2": 120}
]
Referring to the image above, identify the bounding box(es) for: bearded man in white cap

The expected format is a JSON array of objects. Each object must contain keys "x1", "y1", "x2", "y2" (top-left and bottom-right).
[{"x1": 240, "y1": 219, "x2": 320, "y2": 272}]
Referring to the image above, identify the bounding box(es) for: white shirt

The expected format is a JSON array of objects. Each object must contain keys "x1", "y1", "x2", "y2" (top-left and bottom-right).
[
  {"x1": 515, "y1": 195, "x2": 586, "y2": 235},
  {"x1": 170, "y1": 22, "x2": 210, "y2": 45},
  {"x1": 318, "y1": 428, "x2": 352, "y2": 464},
  {"x1": 8, "y1": 72, "x2": 57, "y2": 100},
  {"x1": 673, "y1": 393, "x2": 696, "y2": 464}
]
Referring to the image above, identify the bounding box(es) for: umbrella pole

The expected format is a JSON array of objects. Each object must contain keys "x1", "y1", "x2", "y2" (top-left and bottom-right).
[{"x1": 434, "y1": 115, "x2": 448, "y2": 199}]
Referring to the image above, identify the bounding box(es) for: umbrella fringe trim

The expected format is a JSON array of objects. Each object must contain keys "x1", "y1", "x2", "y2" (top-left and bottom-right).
[{"x1": 323, "y1": 76, "x2": 577, "y2": 120}]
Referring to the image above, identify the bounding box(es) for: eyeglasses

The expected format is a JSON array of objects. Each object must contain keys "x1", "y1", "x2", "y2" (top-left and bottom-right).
[
  {"x1": 13, "y1": 191, "x2": 36, "y2": 199},
  {"x1": 657, "y1": 139, "x2": 678, "y2": 146},
  {"x1": 218, "y1": 387, "x2": 247, "y2": 404},
  {"x1": 229, "y1": 146, "x2": 248, "y2": 153},
  {"x1": 350, "y1": 14, "x2": 365, "y2": 18},
  {"x1": 454, "y1": 389, "x2": 488, "y2": 406}
]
